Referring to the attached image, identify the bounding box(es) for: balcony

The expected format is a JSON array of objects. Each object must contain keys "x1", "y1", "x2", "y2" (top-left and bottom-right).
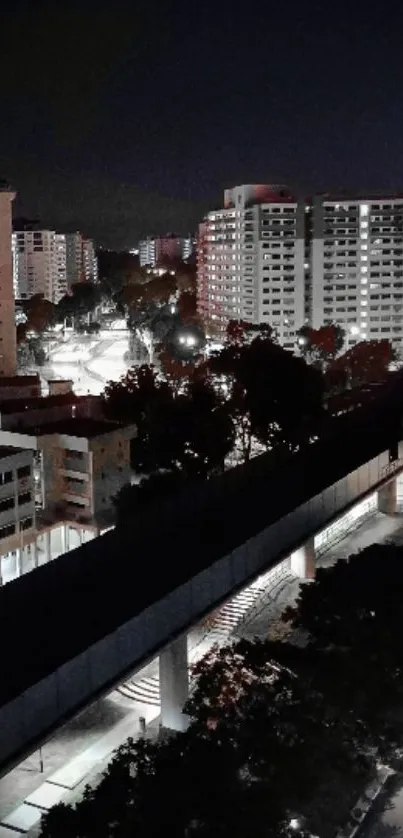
[{"x1": 62, "y1": 459, "x2": 89, "y2": 478}]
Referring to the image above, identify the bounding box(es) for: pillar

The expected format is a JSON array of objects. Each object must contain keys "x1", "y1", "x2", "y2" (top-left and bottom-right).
[
  {"x1": 44, "y1": 529, "x2": 51, "y2": 563},
  {"x1": 159, "y1": 635, "x2": 189, "y2": 732},
  {"x1": 16, "y1": 548, "x2": 22, "y2": 578},
  {"x1": 32, "y1": 540, "x2": 38, "y2": 568},
  {"x1": 60, "y1": 524, "x2": 70, "y2": 554},
  {"x1": 290, "y1": 538, "x2": 316, "y2": 580},
  {"x1": 377, "y1": 478, "x2": 397, "y2": 516}
]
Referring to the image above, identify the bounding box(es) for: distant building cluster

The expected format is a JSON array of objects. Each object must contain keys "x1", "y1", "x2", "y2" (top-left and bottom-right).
[
  {"x1": 139, "y1": 233, "x2": 194, "y2": 267},
  {"x1": 12, "y1": 220, "x2": 98, "y2": 305},
  {"x1": 197, "y1": 184, "x2": 403, "y2": 352}
]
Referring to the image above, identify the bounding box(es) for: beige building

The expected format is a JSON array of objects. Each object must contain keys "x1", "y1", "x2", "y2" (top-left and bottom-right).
[
  {"x1": 12, "y1": 226, "x2": 67, "y2": 304},
  {"x1": 197, "y1": 184, "x2": 306, "y2": 348},
  {"x1": 0, "y1": 414, "x2": 136, "y2": 584},
  {"x1": 65, "y1": 232, "x2": 98, "y2": 290},
  {"x1": 311, "y1": 195, "x2": 403, "y2": 352},
  {"x1": 0, "y1": 183, "x2": 17, "y2": 376}
]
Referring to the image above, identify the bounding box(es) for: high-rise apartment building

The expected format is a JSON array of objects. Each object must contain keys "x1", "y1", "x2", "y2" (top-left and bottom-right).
[
  {"x1": 139, "y1": 234, "x2": 194, "y2": 267},
  {"x1": 198, "y1": 186, "x2": 403, "y2": 353},
  {"x1": 0, "y1": 182, "x2": 17, "y2": 376},
  {"x1": 82, "y1": 237, "x2": 98, "y2": 284},
  {"x1": 311, "y1": 196, "x2": 403, "y2": 349},
  {"x1": 66, "y1": 233, "x2": 98, "y2": 290},
  {"x1": 12, "y1": 223, "x2": 67, "y2": 304},
  {"x1": 197, "y1": 184, "x2": 306, "y2": 348}
]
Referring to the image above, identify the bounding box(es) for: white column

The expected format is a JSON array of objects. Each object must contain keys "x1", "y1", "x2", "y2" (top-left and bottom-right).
[
  {"x1": 377, "y1": 478, "x2": 397, "y2": 516},
  {"x1": 290, "y1": 537, "x2": 316, "y2": 580},
  {"x1": 159, "y1": 636, "x2": 189, "y2": 732},
  {"x1": 33, "y1": 540, "x2": 38, "y2": 568},
  {"x1": 16, "y1": 548, "x2": 22, "y2": 578},
  {"x1": 61, "y1": 524, "x2": 70, "y2": 555},
  {"x1": 45, "y1": 530, "x2": 51, "y2": 563}
]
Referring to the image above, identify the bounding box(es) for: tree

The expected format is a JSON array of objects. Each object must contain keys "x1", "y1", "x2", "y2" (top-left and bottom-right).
[
  {"x1": 327, "y1": 339, "x2": 395, "y2": 388},
  {"x1": 56, "y1": 282, "x2": 101, "y2": 327},
  {"x1": 104, "y1": 364, "x2": 235, "y2": 483},
  {"x1": 226, "y1": 319, "x2": 274, "y2": 345},
  {"x1": 23, "y1": 294, "x2": 55, "y2": 333},
  {"x1": 205, "y1": 333, "x2": 324, "y2": 464},
  {"x1": 296, "y1": 323, "x2": 345, "y2": 366},
  {"x1": 283, "y1": 542, "x2": 403, "y2": 754},
  {"x1": 40, "y1": 731, "x2": 300, "y2": 838},
  {"x1": 187, "y1": 639, "x2": 373, "y2": 838}
]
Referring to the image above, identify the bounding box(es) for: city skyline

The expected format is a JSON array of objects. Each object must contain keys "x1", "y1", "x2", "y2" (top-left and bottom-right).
[{"x1": 1, "y1": 2, "x2": 403, "y2": 247}]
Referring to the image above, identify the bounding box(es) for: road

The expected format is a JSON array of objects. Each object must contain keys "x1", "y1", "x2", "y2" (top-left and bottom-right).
[
  {"x1": 0, "y1": 509, "x2": 401, "y2": 837},
  {"x1": 43, "y1": 328, "x2": 132, "y2": 395}
]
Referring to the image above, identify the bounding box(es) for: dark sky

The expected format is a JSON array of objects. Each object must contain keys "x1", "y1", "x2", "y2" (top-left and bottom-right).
[{"x1": 2, "y1": 0, "x2": 403, "y2": 248}]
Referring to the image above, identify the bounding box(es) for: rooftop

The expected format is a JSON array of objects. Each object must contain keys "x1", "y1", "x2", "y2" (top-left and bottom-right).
[
  {"x1": 35, "y1": 418, "x2": 125, "y2": 438},
  {"x1": 0, "y1": 446, "x2": 27, "y2": 460},
  {"x1": 0, "y1": 375, "x2": 40, "y2": 388},
  {"x1": 0, "y1": 392, "x2": 99, "y2": 415}
]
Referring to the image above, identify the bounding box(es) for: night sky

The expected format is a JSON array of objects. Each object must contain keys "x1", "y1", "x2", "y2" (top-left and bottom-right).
[{"x1": 2, "y1": 1, "x2": 403, "y2": 249}]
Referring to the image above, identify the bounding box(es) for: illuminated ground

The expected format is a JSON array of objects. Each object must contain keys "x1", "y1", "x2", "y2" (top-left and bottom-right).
[{"x1": 42, "y1": 327, "x2": 132, "y2": 394}]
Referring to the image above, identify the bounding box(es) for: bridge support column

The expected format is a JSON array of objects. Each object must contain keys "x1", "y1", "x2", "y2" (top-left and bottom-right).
[
  {"x1": 290, "y1": 538, "x2": 316, "y2": 580},
  {"x1": 377, "y1": 478, "x2": 397, "y2": 516},
  {"x1": 159, "y1": 635, "x2": 189, "y2": 732}
]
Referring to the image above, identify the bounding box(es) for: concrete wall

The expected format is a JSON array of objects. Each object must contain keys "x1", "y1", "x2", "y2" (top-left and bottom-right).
[
  {"x1": 90, "y1": 428, "x2": 134, "y2": 517},
  {"x1": 0, "y1": 445, "x2": 397, "y2": 773}
]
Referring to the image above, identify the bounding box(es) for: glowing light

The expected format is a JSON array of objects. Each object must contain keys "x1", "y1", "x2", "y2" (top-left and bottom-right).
[
  {"x1": 350, "y1": 325, "x2": 359, "y2": 335},
  {"x1": 289, "y1": 819, "x2": 300, "y2": 830}
]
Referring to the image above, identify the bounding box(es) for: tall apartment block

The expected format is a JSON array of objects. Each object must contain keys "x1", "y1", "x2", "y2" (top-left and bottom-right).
[
  {"x1": 139, "y1": 234, "x2": 194, "y2": 267},
  {"x1": 66, "y1": 233, "x2": 98, "y2": 290},
  {"x1": 0, "y1": 182, "x2": 17, "y2": 376},
  {"x1": 197, "y1": 184, "x2": 306, "y2": 348},
  {"x1": 311, "y1": 196, "x2": 403, "y2": 350},
  {"x1": 198, "y1": 186, "x2": 403, "y2": 353},
  {"x1": 12, "y1": 223, "x2": 67, "y2": 304},
  {"x1": 13, "y1": 225, "x2": 98, "y2": 303}
]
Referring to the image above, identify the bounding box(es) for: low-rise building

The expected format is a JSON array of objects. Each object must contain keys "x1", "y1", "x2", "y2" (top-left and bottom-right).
[
  {"x1": 0, "y1": 375, "x2": 41, "y2": 404},
  {"x1": 0, "y1": 416, "x2": 136, "y2": 584},
  {"x1": 0, "y1": 446, "x2": 36, "y2": 583}
]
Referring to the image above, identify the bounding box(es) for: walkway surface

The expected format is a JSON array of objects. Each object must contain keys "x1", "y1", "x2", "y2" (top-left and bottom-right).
[{"x1": 0, "y1": 510, "x2": 401, "y2": 837}]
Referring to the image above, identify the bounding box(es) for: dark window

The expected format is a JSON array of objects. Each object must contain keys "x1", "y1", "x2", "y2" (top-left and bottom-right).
[
  {"x1": 0, "y1": 471, "x2": 13, "y2": 485},
  {"x1": 17, "y1": 465, "x2": 31, "y2": 479},
  {"x1": 18, "y1": 492, "x2": 31, "y2": 506},
  {"x1": 20, "y1": 517, "x2": 33, "y2": 531},
  {"x1": 0, "y1": 524, "x2": 15, "y2": 540},
  {"x1": 0, "y1": 497, "x2": 14, "y2": 513}
]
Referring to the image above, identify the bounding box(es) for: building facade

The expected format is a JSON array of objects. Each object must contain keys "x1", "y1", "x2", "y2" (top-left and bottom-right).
[
  {"x1": 198, "y1": 186, "x2": 403, "y2": 353},
  {"x1": 12, "y1": 225, "x2": 68, "y2": 304},
  {"x1": 0, "y1": 445, "x2": 36, "y2": 582},
  {"x1": 0, "y1": 413, "x2": 136, "y2": 584},
  {"x1": 0, "y1": 183, "x2": 17, "y2": 376},
  {"x1": 139, "y1": 235, "x2": 195, "y2": 267},
  {"x1": 66, "y1": 233, "x2": 98, "y2": 290},
  {"x1": 197, "y1": 184, "x2": 306, "y2": 348},
  {"x1": 311, "y1": 196, "x2": 403, "y2": 350}
]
